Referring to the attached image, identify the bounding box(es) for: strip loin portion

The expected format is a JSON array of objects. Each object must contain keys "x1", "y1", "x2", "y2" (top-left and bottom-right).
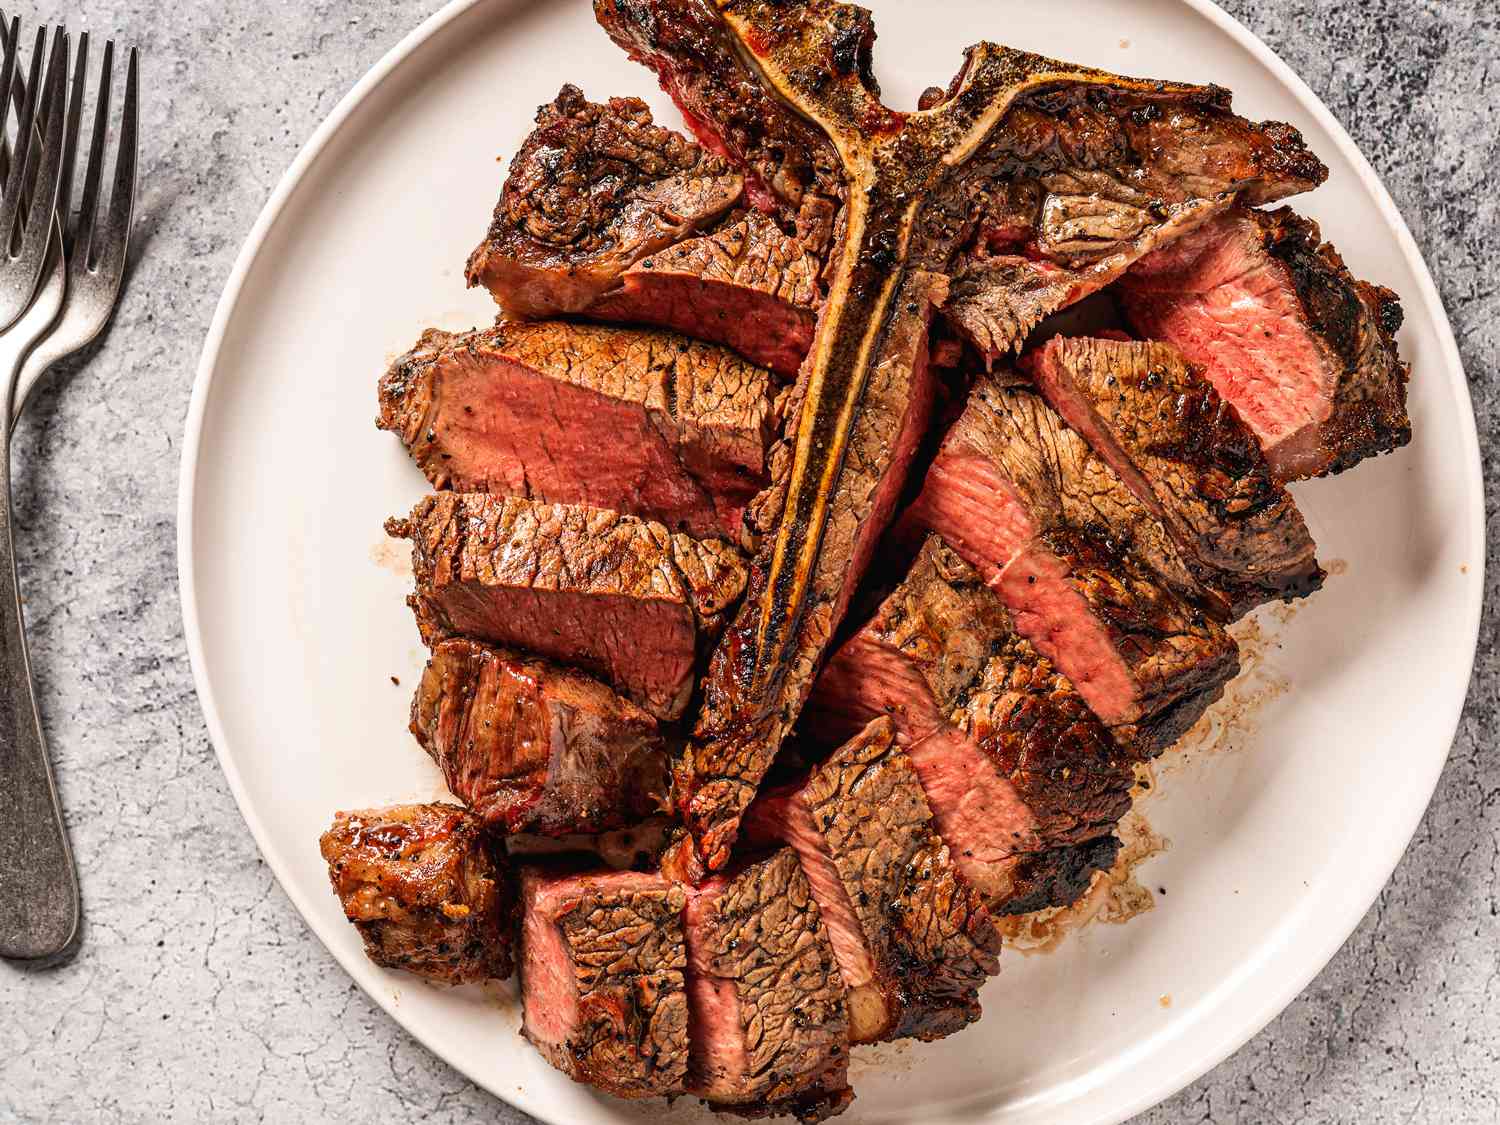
[{"x1": 379, "y1": 322, "x2": 776, "y2": 540}]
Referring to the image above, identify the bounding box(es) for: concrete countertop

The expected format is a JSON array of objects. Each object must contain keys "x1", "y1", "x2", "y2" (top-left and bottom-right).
[{"x1": 0, "y1": 1, "x2": 1494, "y2": 1121}]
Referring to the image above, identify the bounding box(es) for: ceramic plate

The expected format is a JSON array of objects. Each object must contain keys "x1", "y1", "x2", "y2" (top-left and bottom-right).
[{"x1": 179, "y1": 1, "x2": 1485, "y2": 1122}]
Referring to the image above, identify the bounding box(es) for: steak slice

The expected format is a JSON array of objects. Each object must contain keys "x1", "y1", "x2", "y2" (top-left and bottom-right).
[
  {"x1": 519, "y1": 866, "x2": 689, "y2": 1099},
  {"x1": 998, "y1": 836, "x2": 1124, "y2": 918},
  {"x1": 319, "y1": 804, "x2": 513, "y2": 984},
  {"x1": 941, "y1": 83, "x2": 1328, "y2": 360},
  {"x1": 683, "y1": 848, "x2": 852, "y2": 1121},
  {"x1": 1028, "y1": 336, "x2": 1324, "y2": 617},
  {"x1": 1118, "y1": 205, "x2": 1411, "y2": 480},
  {"x1": 411, "y1": 638, "x2": 669, "y2": 837},
  {"x1": 743, "y1": 719, "x2": 1002, "y2": 1045},
  {"x1": 377, "y1": 322, "x2": 776, "y2": 540},
  {"x1": 466, "y1": 84, "x2": 743, "y2": 318},
  {"x1": 588, "y1": 212, "x2": 821, "y2": 378},
  {"x1": 390, "y1": 494, "x2": 747, "y2": 721},
  {"x1": 809, "y1": 537, "x2": 1137, "y2": 911},
  {"x1": 901, "y1": 376, "x2": 1239, "y2": 749}
]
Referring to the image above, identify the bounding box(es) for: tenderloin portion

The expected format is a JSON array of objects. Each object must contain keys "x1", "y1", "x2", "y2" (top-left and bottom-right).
[
  {"x1": 411, "y1": 639, "x2": 669, "y2": 837},
  {"x1": 390, "y1": 494, "x2": 747, "y2": 720},
  {"x1": 683, "y1": 849, "x2": 852, "y2": 1121},
  {"x1": 902, "y1": 380, "x2": 1239, "y2": 749},
  {"x1": 1119, "y1": 205, "x2": 1411, "y2": 480},
  {"x1": 941, "y1": 77, "x2": 1328, "y2": 359},
  {"x1": 810, "y1": 538, "x2": 1137, "y2": 911},
  {"x1": 1028, "y1": 336, "x2": 1323, "y2": 617},
  {"x1": 519, "y1": 867, "x2": 689, "y2": 1099},
  {"x1": 378, "y1": 322, "x2": 776, "y2": 539},
  {"x1": 467, "y1": 84, "x2": 743, "y2": 318},
  {"x1": 744, "y1": 719, "x2": 1002, "y2": 1045},
  {"x1": 319, "y1": 804, "x2": 513, "y2": 984},
  {"x1": 589, "y1": 212, "x2": 821, "y2": 378}
]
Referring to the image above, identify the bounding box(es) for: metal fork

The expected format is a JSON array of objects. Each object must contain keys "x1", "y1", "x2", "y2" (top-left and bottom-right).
[{"x1": 0, "y1": 22, "x2": 136, "y2": 962}]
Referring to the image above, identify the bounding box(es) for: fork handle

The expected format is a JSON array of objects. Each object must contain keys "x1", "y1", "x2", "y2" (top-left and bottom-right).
[{"x1": 0, "y1": 421, "x2": 78, "y2": 960}]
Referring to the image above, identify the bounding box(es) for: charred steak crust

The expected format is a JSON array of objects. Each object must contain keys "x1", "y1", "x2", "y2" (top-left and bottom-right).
[
  {"x1": 762, "y1": 718, "x2": 1003, "y2": 1044},
  {"x1": 411, "y1": 638, "x2": 669, "y2": 837},
  {"x1": 809, "y1": 537, "x2": 1137, "y2": 911},
  {"x1": 389, "y1": 493, "x2": 747, "y2": 721},
  {"x1": 1119, "y1": 205, "x2": 1411, "y2": 481},
  {"x1": 588, "y1": 211, "x2": 822, "y2": 378},
  {"x1": 903, "y1": 377, "x2": 1239, "y2": 745},
  {"x1": 685, "y1": 848, "x2": 852, "y2": 1120},
  {"x1": 319, "y1": 804, "x2": 514, "y2": 984},
  {"x1": 994, "y1": 836, "x2": 1123, "y2": 917},
  {"x1": 466, "y1": 84, "x2": 743, "y2": 317},
  {"x1": 377, "y1": 321, "x2": 777, "y2": 540},
  {"x1": 943, "y1": 79, "x2": 1328, "y2": 358},
  {"x1": 1028, "y1": 336, "x2": 1324, "y2": 617},
  {"x1": 520, "y1": 868, "x2": 690, "y2": 1098}
]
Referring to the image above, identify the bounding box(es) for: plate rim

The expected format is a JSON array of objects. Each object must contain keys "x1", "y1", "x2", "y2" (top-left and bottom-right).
[{"x1": 177, "y1": 2, "x2": 1487, "y2": 1122}]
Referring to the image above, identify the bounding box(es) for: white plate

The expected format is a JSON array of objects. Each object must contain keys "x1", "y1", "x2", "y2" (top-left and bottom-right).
[{"x1": 179, "y1": 2, "x2": 1486, "y2": 1122}]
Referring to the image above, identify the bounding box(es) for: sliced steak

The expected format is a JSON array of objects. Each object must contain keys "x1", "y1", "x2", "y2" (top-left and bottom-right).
[
  {"x1": 1028, "y1": 336, "x2": 1323, "y2": 617},
  {"x1": 1119, "y1": 205, "x2": 1411, "y2": 480},
  {"x1": 683, "y1": 848, "x2": 852, "y2": 1121},
  {"x1": 588, "y1": 212, "x2": 821, "y2": 377},
  {"x1": 519, "y1": 866, "x2": 689, "y2": 1099},
  {"x1": 378, "y1": 322, "x2": 776, "y2": 540},
  {"x1": 319, "y1": 804, "x2": 513, "y2": 984},
  {"x1": 901, "y1": 378, "x2": 1239, "y2": 749},
  {"x1": 743, "y1": 719, "x2": 1002, "y2": 1045},
  {"x1": 466, "y1": 85, "x2": 743, "y2": 318},
  {"x1": 411, "y1": 638, "x2": 670, "y2": 837},
  {"x1": 809, "y1": 537, "x2": 1137, "y2": 912},
  {"x1": 941, "y1": 72, "x2": 1328, "y2": 359},
  {"x1": 390, "y1": 494, "x2": 747, "y2": 721}
]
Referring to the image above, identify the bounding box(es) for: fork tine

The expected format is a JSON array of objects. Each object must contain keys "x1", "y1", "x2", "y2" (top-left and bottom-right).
[
  {"x1": 96, "y1": 46, "x2": 136, "y2": 277},
  {"x1": 56, "y1": 32, "x2": 87, "y2": 231},
  {"x1": 0, "y1": 15, "x2": 15, "y2": 185},
  {"x1": 0, "y1": 25, "x2": 44, "y2": 241},
  {"x1": 75, "y1": 38, "x2": 111, "y2": 264},
  {"x1": 16, "y1": 31, "x2": 69, "y2": 269}
]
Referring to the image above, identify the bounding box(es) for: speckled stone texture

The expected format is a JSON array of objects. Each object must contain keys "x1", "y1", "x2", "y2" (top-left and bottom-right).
[{"x1": 0, "y1": 1, "x2": 1493, "y2": 1122}]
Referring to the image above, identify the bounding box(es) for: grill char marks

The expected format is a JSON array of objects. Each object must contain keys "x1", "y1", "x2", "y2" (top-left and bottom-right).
[
  {"x1": 593, "y1": 0, "x2": 844, "y2": 243},
  {"x1": 810, "y1": 537, "x2": 1137, "y2": 913},
  {"x1": 938, "y1": 75, "x2": 1329, "y2": 359},
  {"x1": 684, "y1": 848, "x2": 853, "y2": 1122},
  {"x1": 319, "y1": 804, "x2": 514, "y2": 984},
  {"x1": 390, "y1": 493, "x2": 747, "y2": 721},
  {"x1": 1028, "y1": 336, "x2": 1323, "y2": 617},
  {"x1": 466, "y1": 84, "x2": 743, "y2": 318},
  {"x1": 743, "y1": 719, "x2": 1002, "y2": 1045},
  {"x1": 411, "y1": 638, "x2": 669, "y2": 837},
  {"x1": 519, "y1": 867, "x2": 690, "y2": 1099},
  {"x1": 588, "y1": 212, "x2": 822, "y2": 377},
  {"x1": 902, "y1": 377, "x2": 1239, "y2": 750},
  {"x1": 377, "y1": 322, "x2": 776, "y2": 540},
  {"x1": 1119, "y1": 205, "x2": 1411, "y2": 480}
]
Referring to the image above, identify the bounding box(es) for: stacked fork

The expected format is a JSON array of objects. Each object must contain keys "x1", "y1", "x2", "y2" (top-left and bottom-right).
[{"x1": 0, "y1": 15, "x2": 138, "y2": 962}]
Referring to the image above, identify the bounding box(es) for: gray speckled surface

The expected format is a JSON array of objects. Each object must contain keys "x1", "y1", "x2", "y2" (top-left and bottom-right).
[{"x1": 0, "y1": 0, "x2": 1493, "y2": 1121}]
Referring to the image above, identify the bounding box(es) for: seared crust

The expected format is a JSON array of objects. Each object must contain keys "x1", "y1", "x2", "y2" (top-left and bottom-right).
[
  {"x1": 687, "y1": 849, "x2": 852, "y2": 1117},
  {"x1": 411, "y1": 638, "x2": 670, "y2": 836},
  {"x1": 467, "y1": 84, "x2": 743, "y2": 317},
  {"x1": 389, "y1": 493, "x2": 747, "y2": 720},
  {"x1": 796, "y1": 720, "x2": 1002, "y2": 1043},
  {"x1": 522, "y1": 868, "x2": 691, "y2": 1098},
  {"x1": 319, "y1": 804, "x2": 513, "y2": 984},
  {"x1": 377, "y1": 321, "x2": 776, "y2": 540},
  {"x1": 1031, "y1": 336, "x2": 1324, "y2": 617},
  {"x1": 1260, "y1": 206, "x2": 1412, "y2": 477}
]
